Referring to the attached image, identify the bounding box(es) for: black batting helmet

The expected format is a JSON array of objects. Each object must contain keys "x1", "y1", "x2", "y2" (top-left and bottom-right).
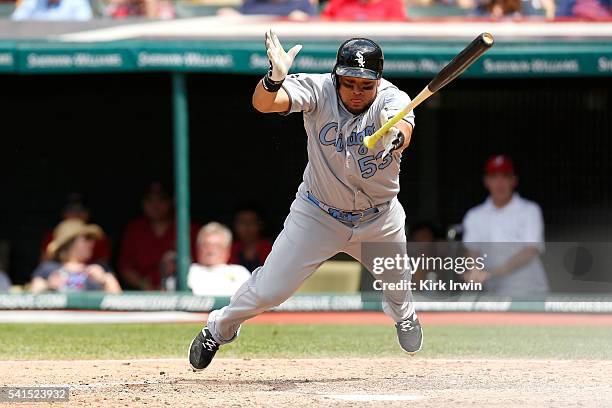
[{"x1": 333, "y1": 38, "x2": 384, "y2": 82}]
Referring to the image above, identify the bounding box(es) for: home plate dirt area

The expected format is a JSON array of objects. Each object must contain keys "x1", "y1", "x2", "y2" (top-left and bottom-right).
[{"x1": 2, "y1": 358, "x2": 611, "y2": 407}]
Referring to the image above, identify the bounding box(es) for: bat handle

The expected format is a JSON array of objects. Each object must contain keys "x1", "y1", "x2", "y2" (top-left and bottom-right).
[
  {"x1": 363, "y1": 109, "x2": 408, "y2": 149},
  {"x1": 363, "y1": 87, "x2": 433, "y2": 150}
]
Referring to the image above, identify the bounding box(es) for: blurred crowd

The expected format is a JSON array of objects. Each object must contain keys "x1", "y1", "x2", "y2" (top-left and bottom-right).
[
  {"x1": 0, "y1": 154, "x2": 549, "y2": 297},
  {"x1": 6, "y1": 0, "x2": 611, "y2": 22},
  {"x1": 8, "y1": 182, "x2": 272, "y2": 296}
]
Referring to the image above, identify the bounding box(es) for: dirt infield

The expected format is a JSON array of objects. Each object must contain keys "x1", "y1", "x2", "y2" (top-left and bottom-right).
[
  {"x1": 2, "y1": 358, "x2": 611, "y2": 407},
  {"x1": 250, "y1": 311, "x2": 612, "y2": 326}
]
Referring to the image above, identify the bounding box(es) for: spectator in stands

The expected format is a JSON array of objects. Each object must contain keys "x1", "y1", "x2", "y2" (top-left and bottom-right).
[
  {"x1": 217, "y1": 0, "x2": 316, "y2": 20},
  {"x1": 461, "y1": 155, "x2": 549, "y2": 296},
  {"x1": 557, "y1": 0, "x2": 610, "y2": 19},
  {"x1": 524, "y1": 0, "x2": 556, "y2": 18},
  {"x1": 0, "y1": 270, "x2": 10, "y2": 292},
  {"x1": 30, "y1": 219, "x2": 121, "y2": 294},
  {"x1": 230, "y1": 204, "x2": 272, "y2": 272},
  {"x1": 11, "y1": 0, "x2": 92, "y2": 20},
  {"x1": 40, "y1": 193, "x2": 112, "y2": 266},
  {"x1": 409, "y1": 221, "x2": 443, "y2": 243},
  {"x1": 107, "y1": 0, "x2": 175, "y2": 19},
  {"x1": 118, "y1": 181, "x2": 198, "y2": 290},
  {"x1": 476, "y1": 0, "x2": 521, "y2": 16},
  {"x1": 469, "y1": 0, "x2": 555, "y2": 18},
  {"x1": 321, "y1": 0, "x2": 407, "y2": 21},
  {"x1": 188, "y1": 222, "x2": 251, "y2": 297}
]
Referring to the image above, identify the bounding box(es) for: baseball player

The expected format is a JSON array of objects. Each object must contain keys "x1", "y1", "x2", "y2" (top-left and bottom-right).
[{"x1": 189, "y1": 30, "x2": 422, "y2": 371}]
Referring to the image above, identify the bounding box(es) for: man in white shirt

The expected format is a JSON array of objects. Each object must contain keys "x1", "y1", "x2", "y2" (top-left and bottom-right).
[
  {"x1": 462, "y1": 155, "x2": 549, "y2": 296},
  {"x1": 188, "y1": 223, "x2": 251, "y2": 297}
]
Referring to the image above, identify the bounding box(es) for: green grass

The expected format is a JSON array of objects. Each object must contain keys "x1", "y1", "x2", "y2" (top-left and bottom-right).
[{"x1": 1, "y1": 323, "x2": 611, "y2": 360}]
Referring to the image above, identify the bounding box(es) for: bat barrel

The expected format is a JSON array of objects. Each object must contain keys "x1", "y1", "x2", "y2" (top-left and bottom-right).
[
  {"x1": 427, "y1": 33, "x2": 494, "y2": 93},
  {"x1": 363, "y1": 33, "x2": 494, "y2": 150}
]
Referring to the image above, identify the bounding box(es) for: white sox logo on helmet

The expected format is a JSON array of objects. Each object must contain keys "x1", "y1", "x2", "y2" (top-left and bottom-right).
[{"x1": 355, "y1": 51, "x2": 365, "y2": 68}]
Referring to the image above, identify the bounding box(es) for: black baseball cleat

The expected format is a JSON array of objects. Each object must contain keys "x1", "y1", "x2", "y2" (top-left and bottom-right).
[
  {"x1": 188, "y1": 327, "x2": 220, "y2": 371},
  {"x1": 395, "y1": 313, "x2": 423, "y2": 354}
]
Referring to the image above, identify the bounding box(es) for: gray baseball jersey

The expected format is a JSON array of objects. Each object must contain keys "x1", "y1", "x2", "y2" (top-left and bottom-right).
[{"x1": 281, "y1": 73, "x2": 415, "y2": 211}]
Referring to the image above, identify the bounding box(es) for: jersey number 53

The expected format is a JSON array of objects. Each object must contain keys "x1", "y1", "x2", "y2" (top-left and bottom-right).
[{"x1": 358, "y1": 151, "x2": 392, "y2": 179}]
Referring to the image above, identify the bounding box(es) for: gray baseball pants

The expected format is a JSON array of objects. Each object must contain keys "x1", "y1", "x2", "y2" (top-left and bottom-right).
[{"x1": 207, "y1": 194, "x2": 414, "y2": 344}]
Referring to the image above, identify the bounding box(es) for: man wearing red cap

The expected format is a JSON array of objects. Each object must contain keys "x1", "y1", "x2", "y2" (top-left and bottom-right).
[{"x1": 461, "y1": 155, "x2": 549, "y2": 296}]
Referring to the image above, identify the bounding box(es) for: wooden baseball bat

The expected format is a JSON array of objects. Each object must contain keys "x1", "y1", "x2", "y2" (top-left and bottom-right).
[{"x1": 363, "y1": 32, "x2": 494, "y2": 149}]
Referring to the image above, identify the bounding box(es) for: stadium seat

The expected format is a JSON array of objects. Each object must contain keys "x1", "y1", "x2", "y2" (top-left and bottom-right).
[{"x1": 296, "y1": 260, "x2": 362, "y2": 293}]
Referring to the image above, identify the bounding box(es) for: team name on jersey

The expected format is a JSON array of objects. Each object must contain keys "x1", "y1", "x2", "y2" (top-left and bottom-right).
[
  {"x1": 318, "y1": 121, "x2": 393, "y2": 179},
  {"x1": 318, "y1": 121, "x2": 374, "y2": 156}
]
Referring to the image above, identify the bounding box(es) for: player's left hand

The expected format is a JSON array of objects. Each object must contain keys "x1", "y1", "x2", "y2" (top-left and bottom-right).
[
  {"x1": 265, "y1": 29, "x2": 302, "y2": 82},
  {"x1": 379, "y1": 110, "x2": 405, "y2": 158}
]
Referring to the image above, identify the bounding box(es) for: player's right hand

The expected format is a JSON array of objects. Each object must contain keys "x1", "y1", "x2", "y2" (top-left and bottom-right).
[
  {"x1": 265, "y1": 29, "x2": 302, "y2": 82},
  {"x1": 379, "y1": 109, "x2": 404, "y2": 158}
]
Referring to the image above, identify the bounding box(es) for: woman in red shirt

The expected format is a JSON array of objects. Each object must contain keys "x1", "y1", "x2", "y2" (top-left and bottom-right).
[{"x1": 321, "y1": 0, "x2": 407, "y2": 21}]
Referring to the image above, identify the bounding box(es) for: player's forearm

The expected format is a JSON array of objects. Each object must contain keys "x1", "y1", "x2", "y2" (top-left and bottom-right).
[
  {"x1": 253, "y1": 30, "x2": 300, "y2": 113},
  {"x1": 252, "y1": 81, "x2": 291, "y2": 113},
  {"x1": 395, "y1": 121, "x2": 413, "y2": 152},
  {"x1": 252, "y1": 80, "x2": 279, "y2": 113}
]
